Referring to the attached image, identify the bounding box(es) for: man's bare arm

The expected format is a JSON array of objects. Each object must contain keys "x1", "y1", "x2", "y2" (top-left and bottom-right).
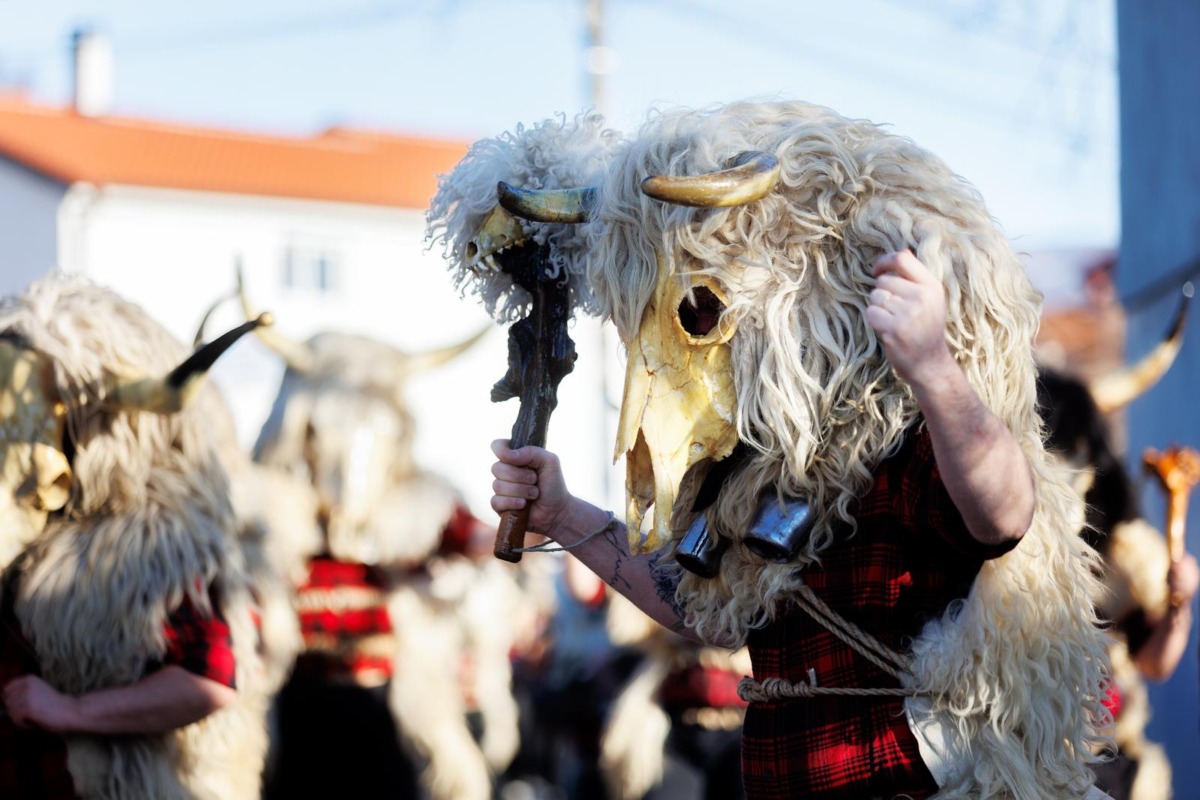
[
  {"x1": 550, "y1": 497, "x2": 700, "y2": 639},
  {"x1": 491, "y1": 441, "x2": 709, "y2": 643},
  {"x1": 867, "y1": 250, "x2": 1035, "y2": 545},
  {"x1": 1135, "y1": 554, "x2": 1200, "y2": 681},
  {"x1": 4, "y1": 666, "x2": 236, "y2": 735}
]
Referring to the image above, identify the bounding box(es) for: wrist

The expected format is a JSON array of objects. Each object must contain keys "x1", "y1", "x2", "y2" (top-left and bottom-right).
[
  {"x1": 547, "y1": 498, "x2": 604, "y2": 545},
  {"x1": 52, "y1": 693, "x2": 86, "y2": 735},
  {"x1": 906, "y1": 348, "x2": 963, "y2": 400}
]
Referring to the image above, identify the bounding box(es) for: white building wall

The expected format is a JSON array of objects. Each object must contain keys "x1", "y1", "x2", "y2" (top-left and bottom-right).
[
  {"x1": 69, "y1": 184, "x2": 621, "y2": 521},
  {"x1": 0, "y1": 157, "x2": 66, "y2": 297}
]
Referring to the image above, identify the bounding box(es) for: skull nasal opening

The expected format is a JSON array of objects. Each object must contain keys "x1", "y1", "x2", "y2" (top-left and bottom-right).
[{"x1": 678, "y1": 286, "x2": 726, "y2": 337}]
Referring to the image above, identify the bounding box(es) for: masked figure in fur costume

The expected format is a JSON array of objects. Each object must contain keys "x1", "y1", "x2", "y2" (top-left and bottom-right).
[
  {"x1": 235, "y1": 286, "x2": 524, "y2": 800},
  {"x1": 487, "y1": 100, "x2": 1112, "y2": 799},
  {"x1": 0, "y1": 274, "x2": 272, "y2": 799},
  {"x1": 598, "y1": 589, "x2": 749, "y2": 800},
  {"x1": 1037, "y1": 322, "x2": 1200, "y2": 800}
]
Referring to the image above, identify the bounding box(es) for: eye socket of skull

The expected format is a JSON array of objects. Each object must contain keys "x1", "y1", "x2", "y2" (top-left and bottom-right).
[
  {"x1": 674, "y1": 277, "x2": 734, "y2": 345},
  {"x1": 615, "y1": 266, "x2": 740, "y2": 553}
]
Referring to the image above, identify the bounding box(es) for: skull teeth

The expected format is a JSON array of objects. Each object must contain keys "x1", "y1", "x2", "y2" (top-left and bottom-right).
[
  {"x1": 465, "y1": 231, "x2": 532, "y2": 273},
  {"x1": 467, "y1": 242, "x2": 527, "y2": 273}
]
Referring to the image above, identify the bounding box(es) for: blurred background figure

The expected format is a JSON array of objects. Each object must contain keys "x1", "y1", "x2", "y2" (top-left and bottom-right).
[
  {"x1": 1036, "y1": 266, "x2": 1199, "y2": 800},
  {"x1": 236, "y1": 290, "x2": 522, "y2": 800},
  {"x1": 598, "y1": 590, "x2": 747, "y2": 800},
  {"x1": 0, "y1": 275, "x2": 271, "y2": 799},
  {"x1": 500, "y1": 557, "x2": 624, "y2": 800}
]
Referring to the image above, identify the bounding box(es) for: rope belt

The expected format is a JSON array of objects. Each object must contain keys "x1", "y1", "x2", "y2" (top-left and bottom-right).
[{"x1": 738, "y1": 581, "x2": 926, "y2": 703}]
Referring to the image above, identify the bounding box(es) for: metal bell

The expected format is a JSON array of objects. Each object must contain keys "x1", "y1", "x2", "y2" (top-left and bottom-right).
[
  {"x1": 743, "y1": 497, "x2": 814, "y2": 562},
  {"x1": 675, "y1": 513, "x2": 730, "y2": 578}
]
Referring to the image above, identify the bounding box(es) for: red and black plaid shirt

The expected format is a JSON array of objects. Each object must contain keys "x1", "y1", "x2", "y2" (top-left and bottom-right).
[
  {"x1": 659, "y1": 663, "x2": 748, "y2": 713},
  {"x1": 0, "y1": 583, "x2": 236, "y2": 799},
  {"x1": 294, "y1": 557, "x2": 395, "y2": 685},
  {"x1": 741, "y1": 427, "x2": 1019, "y2": 800}
]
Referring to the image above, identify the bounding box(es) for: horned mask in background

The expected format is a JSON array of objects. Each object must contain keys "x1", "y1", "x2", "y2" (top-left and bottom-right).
[
  {"x1": 1086, "y1": 286, "x2": 1191, "y2": 415},
  {"x1": 236, "y1": 272, "x2": 487, "y2": 564},
  {"x1": 427, "y1": 111, "x2": 621, "y2": 561},
  {"x1": 0, "y1": 340, "x2": 69, "y2": 557},
  {"x1": 0, "y1": 274, "x2": 273, "y2": 799},
  {"x1": 1039, "y1": 288, "x2": 1190, "y2": 527},
  {"x1": 1034, "y1": 288, "x2": 1190, "y2": 800},
  {"x1": 0, "y1": 286, "x2": 267, "y2": 562}
]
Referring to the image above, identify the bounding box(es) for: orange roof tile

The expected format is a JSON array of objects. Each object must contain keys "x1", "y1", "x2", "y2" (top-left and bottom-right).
[{"x1": 0, "y1": 98, "x2": 469, "y2": 209}]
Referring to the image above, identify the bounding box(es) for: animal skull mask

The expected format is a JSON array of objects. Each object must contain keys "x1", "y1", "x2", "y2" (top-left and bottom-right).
[
  {"x1": 0, "y1": 312, "x2": 267, "y2": 563},
  {"x1": 0, "y1": 339, "x2": 71, "y2": 558},
  {"x1": 615, "y1": 260, "x2": 739, "y2": 553},
  {"x1": 486, "y1": 152, "x2": 780, "y2": 555},
  {"x1": 616, "y1": 152, "x2": 780, "y2": 554}
]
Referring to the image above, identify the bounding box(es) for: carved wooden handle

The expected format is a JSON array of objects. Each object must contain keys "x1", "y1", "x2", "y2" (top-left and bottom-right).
[
  {"x1": 488, "y1": 245, "x2": 575, "y2": 564},
  {"x1": 494, "y1": 507, "x2": 531, "y2": 563}
]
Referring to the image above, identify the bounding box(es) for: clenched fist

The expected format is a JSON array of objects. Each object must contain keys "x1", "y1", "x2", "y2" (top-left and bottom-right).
[{"x1": 866, "y1": 250, "x2": 957, "y2": 390}]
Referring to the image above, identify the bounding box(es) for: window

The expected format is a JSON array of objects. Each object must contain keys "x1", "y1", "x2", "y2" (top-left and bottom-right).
[{"x1": 281, "y1": 243, "x2": 341, "y2": 293}]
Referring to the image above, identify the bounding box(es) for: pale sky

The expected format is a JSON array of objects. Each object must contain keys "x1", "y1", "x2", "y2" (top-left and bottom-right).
[{"x1": 0, "y1": 0, "x2": 1119, "y2": 253}]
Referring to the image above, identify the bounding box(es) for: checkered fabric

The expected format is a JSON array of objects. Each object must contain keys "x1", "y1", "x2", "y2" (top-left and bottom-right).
[
  {"x1": 740, "y1": 427, "x2": 1019, "y2": 800},
  {"x1": 0, "y1": 583, "x2": 235, "y2": 798},
  {"x1": 659, "y1": 664, "x2": 748, "y2": 713},
  {"x1": 294, "y1": 558, "x2": 395, "y2": 685},
  {"x1": 158, "y1": 590, "x2": 237, "y2": 689}
]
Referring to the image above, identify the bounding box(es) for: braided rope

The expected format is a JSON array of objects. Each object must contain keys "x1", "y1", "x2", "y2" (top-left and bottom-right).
[
  {"x1": 791, "y1": 583, "x2": 914, "y2": 679},
  {"x1": 738, "y1": 579, "x2": 924, "y2": 703},
  {"x1": 738, "y1": 676, "x2": 917, "y2": 702}
]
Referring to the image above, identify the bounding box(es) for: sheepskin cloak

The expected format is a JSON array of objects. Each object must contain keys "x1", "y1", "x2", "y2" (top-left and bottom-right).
[{"x1": 5, "y1": 507, "x2": 268, "y2": 800}]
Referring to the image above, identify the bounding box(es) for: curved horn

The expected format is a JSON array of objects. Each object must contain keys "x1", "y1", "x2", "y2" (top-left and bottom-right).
[
  {"x1": 400, "y1": 325, "x2": 492, "y2": 379},
  {"x1": 1089, "y1": 288, "x2": 1191, "y2": 414},
  {"x1": 496, "y1": 182, "x2": 597, "y2": 224},
  {"x1": 640, "y1": 151, "x2": 781, "y2": 208},
  {"x1": 236, "y1": 265, "x2": 315, "y2": 374},
  {"x1": 193, "y1": 290, "x2": 237, "y2": 349},
  {"x1": 107, "y1": 314, "x2": 272, "y2": 414}
]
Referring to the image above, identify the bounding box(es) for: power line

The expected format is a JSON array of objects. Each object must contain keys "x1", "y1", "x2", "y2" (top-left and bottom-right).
[{"x1": 634, "y1": 0, "x2": 1110, "y2": 156}]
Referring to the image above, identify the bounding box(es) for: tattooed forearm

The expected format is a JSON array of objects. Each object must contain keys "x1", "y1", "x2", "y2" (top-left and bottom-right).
[
  {"x1": 602, "y1": 524, "x2": 633, "y2": 592},
  {"x1": 565, "y1": 507, "x2": 698, "y2": 639}
]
